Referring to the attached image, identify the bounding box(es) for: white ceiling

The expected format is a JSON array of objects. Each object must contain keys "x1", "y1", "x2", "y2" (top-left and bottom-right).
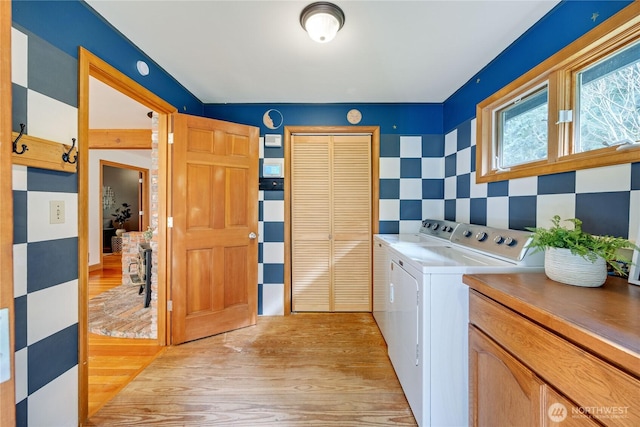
[{"x1": 86, "y1": 0, "x2": 560, "y2": 126}]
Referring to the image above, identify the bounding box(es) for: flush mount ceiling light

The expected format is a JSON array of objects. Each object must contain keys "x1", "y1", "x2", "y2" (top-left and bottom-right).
[
  {"x1": 300, "y1": 2, "x2": 345, "y2": 43},
  {"x1": 136, "y1": 60, "x2": 149, "y2": 76}
]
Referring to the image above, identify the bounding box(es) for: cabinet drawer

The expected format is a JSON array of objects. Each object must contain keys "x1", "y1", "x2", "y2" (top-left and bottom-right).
[
  {"x1": 544, "y1": 386, "x2": 601, "y2": 427},
  {"x1": 470, "y1": 291, "x2": 640, "y2": 427}
]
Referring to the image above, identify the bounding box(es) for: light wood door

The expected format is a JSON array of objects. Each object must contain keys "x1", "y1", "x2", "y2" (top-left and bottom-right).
[
  {"x1": 291, "y1": 134, "x2": 371, "y2": 312},
  {"x1": 171, "y1": 113, "x2": 259, "y2": 344}
]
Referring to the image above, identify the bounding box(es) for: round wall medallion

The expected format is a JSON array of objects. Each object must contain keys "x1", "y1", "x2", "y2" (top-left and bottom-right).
[
  {"x1": 347, "y1": 109, "x2": 362, "y2": 124},
  {"x1": 263, "y1": 109, "x2": 284, "y2": 130}
]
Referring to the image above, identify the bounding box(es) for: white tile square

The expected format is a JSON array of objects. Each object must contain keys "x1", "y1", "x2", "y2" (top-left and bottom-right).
[
  {"x1": 444, "y1": 176, "x2": 456, "y2": 200},
  {"x1": 379, "y1": 199, "x2": 400, "y2": 221},
  {"x1": 263, "y1": 200, "x2": 284, "y2": 222},
  {"x1": 11, "y1": 27, "x2": 28, "y2": 87},
  {"x1": 27, "y1": 280, "x2": 78, "y2": 346},
  {"x1": 509, "y1": 176, "x2": 538, "y2": 196},
  {"x1": 28, "y1": 192, "x2": 78, "y2": 242},
  {"x1": 259, "y1": 190, "x2": 264, "y2": 202},
  {"x1": 576, "y1": 164, "x2": 631, "y2": 193},
  {"x1": 258, "y1": 221, "x2": 264, "y2": 243},
  {"x1": 27, "y1": 90, "x2": 78, "y2": 144},
  {"x1": 257, "y1": 263, "x2": 263, "y2": 285},
  {"x1": 486, "y1": 197, "x2": 509, "y2": 228},
  {"x1": 470, "y1": 118, "x2": 477, "y2": 147},
  {"x1": 422, "y1": 200, "x2": 444, "y2": 220},
  {"x1": 13, "y1": 243, "x2": 27, "y2": 298},
  {"x1": 259, "y1": 136, "x2": 264, "y2": 159},
  {"x1": 399, "y1": 178, "x2": 422, "y2": 199},
  {"x1": 445, "y1": 129, "x2": 457, "y2": 156},
  {"x1": 262, "y1": 242, "x2": 284, "y2": 264},
  {"x1": 28, "y1": 366, "x2": 78, "y2": 427},
  {"x1": 456, "y1": 198, "x2": 471, "y2": 224},
  {"x1": 400, "y1": 136, "x2": 422, "y2": 158},
  {"x1": 14, "y1": 347, "x2": 27, "y2": 403},
  {"x1": 469, "y1": 172, "x2": 487, "y2": 198},
  {"x1": 12, "y1": 165, "x2": 27, "y2": 191},
  {"x1": 261, "y1": 283, "x2": 284, "y2": 316},
  {"x1": 379, "y1": 158, "x2": 400, "y2": 179},
  {"x1": 422, "y1": 157, "x2": 444, "y2": 179},
  {"x1": 399, "y1": 220, "x2": 422, "y2": 233},
  {"x1": 628, "y1": 190, "x2": 640, "y2": 243},
  {"x1": 456, "y1": 147, "x2": 471, "y2": 175},
  {"x1": 536, "y1": 194, "x2": 576, "y2": 229}
]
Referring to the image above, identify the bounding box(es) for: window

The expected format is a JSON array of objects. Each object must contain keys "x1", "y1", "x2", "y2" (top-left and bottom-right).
[{"x1": 476, "y1": 3, "x2": 640, "y2": 183}]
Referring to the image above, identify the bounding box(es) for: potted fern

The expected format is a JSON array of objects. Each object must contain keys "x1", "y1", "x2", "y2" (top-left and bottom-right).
[{"x1": 527, "y1": 215, "x2": 637, "y2": 287}]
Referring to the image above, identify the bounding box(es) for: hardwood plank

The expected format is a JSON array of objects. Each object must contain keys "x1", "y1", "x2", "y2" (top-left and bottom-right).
[{"x1": 86, "y1": 313, "x2": 416, "y2": 426}]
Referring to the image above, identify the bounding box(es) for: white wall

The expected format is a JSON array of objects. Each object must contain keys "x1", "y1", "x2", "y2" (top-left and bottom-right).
[{"x1": 88, "y1": 149, "x2": 152, "y2": 266}]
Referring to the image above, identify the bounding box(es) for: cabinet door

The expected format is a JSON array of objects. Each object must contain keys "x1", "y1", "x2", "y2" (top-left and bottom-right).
[
  {"x1": 470, "y1": 326, "x2": 543, "y2": 427},
  {"x1": 544, "y1": 386, "x2": 602, "y2": 427}
]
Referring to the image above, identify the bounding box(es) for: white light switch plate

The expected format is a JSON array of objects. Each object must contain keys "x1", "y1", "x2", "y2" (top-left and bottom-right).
[
  {"x1": 0, "y1": 308, "x2": 10, "y2": 383},
  {"x1": 50, "y1": 200, "x2": 65, "y2": 224}
]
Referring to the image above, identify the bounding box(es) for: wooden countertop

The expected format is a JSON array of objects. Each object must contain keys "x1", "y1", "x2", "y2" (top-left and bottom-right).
[{"x1": 463, "y1": 273, "x2": 640, "y2": 378}]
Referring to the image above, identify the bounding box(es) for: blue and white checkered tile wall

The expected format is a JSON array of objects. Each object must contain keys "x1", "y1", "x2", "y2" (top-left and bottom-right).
[
  {"x1": 12, "y1": 26, "x2": 79, "y2": 426},
  {"x1": 445, "y1": 118, "x2": 640, "y2": 240}
]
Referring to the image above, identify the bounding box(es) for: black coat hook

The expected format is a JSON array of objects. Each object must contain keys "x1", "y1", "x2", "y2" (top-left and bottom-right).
[
  {"x1": 13, "y1": 123, "x2": 28, "y2": 155},
  {"x1": 62, "y1": 138, "x2": 78, "y2": 164}
]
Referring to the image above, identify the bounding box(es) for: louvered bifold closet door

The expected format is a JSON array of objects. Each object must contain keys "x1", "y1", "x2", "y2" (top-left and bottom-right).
[
  {"x1": 332, "y1": 135, "x2": 371, "y2": 311},
  {"x1": 291, "y1": 135, "x2": 331, "y2": 311}
]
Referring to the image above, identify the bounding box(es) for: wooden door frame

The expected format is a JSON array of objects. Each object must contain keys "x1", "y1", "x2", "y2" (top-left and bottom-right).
[
  {"x1": 78, "y1": 47, "x2": 176, "y2": 423},
  {"x1": 283, "y1": 126, "x2": 380, "y2": 315},
  {"x1": 98, "y1": 160, "x2": 150, "y2": 268},
  {"x1": 0, "y1": 2, "x2": 16, "y2": 425}
]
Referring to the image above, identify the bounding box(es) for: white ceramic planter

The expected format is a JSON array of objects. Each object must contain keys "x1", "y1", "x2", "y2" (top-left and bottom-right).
[{"x1": 544, "y1": 247, "x2": 607, "y2": 287}]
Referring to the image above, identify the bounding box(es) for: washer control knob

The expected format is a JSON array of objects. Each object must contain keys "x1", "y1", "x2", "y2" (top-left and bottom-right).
[
  {"x1": 476, "y1": 231, "x2": 488, "y2": 242},
  {"x1": 505, "y1": 237, "x2": 517, "y2": 246},
  {"x1": 494, "y1": 235, "x2": 504, "y2": 244},
  {"x1": 463, "y1": 230, "x2": 472, "y2": 238},
  {"x1": 422, "y1": 220, "x2": 429, "y2": 228},
  {"x1": 432, "y1": 224, "x2": 440, "y2": 230}
]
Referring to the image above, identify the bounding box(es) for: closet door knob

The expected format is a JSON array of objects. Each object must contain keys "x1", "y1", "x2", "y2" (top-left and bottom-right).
[{"x1": 249, "y1": 232, "x2": 257, "y2": 239}]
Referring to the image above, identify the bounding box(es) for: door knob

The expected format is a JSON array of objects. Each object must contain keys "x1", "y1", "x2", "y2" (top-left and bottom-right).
[{"x1": 249, "y1": 232, "x2": 257, "y2": 239}]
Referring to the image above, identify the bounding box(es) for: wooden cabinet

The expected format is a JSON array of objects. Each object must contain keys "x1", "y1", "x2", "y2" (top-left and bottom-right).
[
  {"x1": 466, "y1": 274, "x2": 640, "y2": 427},
  {"x1": 291, "y1": 134, "x2": 372, "y2": 312}
]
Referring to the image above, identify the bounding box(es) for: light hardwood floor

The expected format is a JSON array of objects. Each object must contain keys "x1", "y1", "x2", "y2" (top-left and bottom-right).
[
  {"x1": 88, "y1": 254, "x2": 164, "y2": 418},
  {"x1": 86, "y1": 312, "x2": 416, "y2": 426}
]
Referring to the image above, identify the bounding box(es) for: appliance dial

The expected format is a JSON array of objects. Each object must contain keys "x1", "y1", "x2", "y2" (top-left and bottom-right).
[
  {"x1": 432, "y1": 224, "x2": 440, "y2": 230},
  {"x1": 505, "y1": 237, "x2": 517, "y2": 246},
  {"x1": 494, "y1": 235, "x2": 504, "y2": 244},
  {"x1": 462, "y1": 230, "x2": 472, "y2": 238},
  {"x1": 476, "y1": 231, "x2": 488, "y2": 242}
]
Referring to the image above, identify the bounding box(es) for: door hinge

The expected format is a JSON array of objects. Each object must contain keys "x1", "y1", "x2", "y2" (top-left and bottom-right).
[
  {"x1": 168, "y1": 133, "x2": 174, "y2": 144},
  {"x1": 139, "y1": 178, "x2": 143, "y2": 183},
  {"x1": 167, "y1": 217, "x2": 174, "y2": 228},
  {"x1": 167, "y1": 300, "x2": 173, "y2": 311},
  {"x1": 139, "y1": 210, "x2": 144, "y2": 216},
  {"x1": 556, "y1": 110, "x2": 573, "y2": 124}
]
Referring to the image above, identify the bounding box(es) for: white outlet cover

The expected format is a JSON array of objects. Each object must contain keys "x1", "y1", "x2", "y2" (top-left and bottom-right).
[{"x1": 49, "y1": 200, "x2": 65, "y2": 224}]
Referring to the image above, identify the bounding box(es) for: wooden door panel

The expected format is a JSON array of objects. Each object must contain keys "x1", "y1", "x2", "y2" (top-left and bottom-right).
[
  {"x1": 292, "y1": 240, "x2": 331, "y2": 311},
  {"x1": 333, "y1": 240, "x2": 371, "y2": 311},
  {"x1": 172, "y1": 113, "x2": 258, "y2": 344}
]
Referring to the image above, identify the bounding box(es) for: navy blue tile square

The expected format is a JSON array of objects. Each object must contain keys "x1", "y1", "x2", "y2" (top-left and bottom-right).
[
  {"x1": 445, "y1": 199, "x2": 456, "y2": 221},
  {"x1": 16, "y1": 398, "x2": 27, "y2": 427},
  {"x1": 576, "y1": 192, "x2": 630, "y2": 238},
  {"x1": 263, "y1": 263, "x2": 284, "y2": 284},
  {"x1": 264, "y1": 145, "x2": 284, "y2": 159},
  {"x1": 538, "y1": 171, "x2": 576, "y2": 194},
  {"x1": 27, "y1": 238, "x2": 78, "y2": 293},
  {"x1": 399, "y1": 200, "x2": 422, "y2": 220},
  {"x1": 28, "y1": 323, "x2": 78, "y2": 394},
  {"x1": 445, "y1": 154, "x2": 457, "y2": 178},
  {"x1": 258, "y1": 200, "x2": 264, "y2": 222},
  {"x1": 400, "y1": 158, "x2": 421, "y2": 178},
  {"x1": 422, "y1": 134, "x2": 444, "y2": 158},
  {"x1": 258, "y1": 158, "x2": 264, "y2": 178},
  {"x1": 28, "y1": 168, "x2": 77, "y2": 193},
  {"x1": 257, "y1": 284, "x2": 263, "y2": 315},
  {"x1": 470, "y1": 145, "x2": 476, "y2": 173},
  {"x1": 13, "y1": 190, "x2": 27, "y2": 244},
  {"x1": 14, "y1": 295, "x2": 27, "y2": 351},
  {"x1": 28, "y1": 36, "x2": 77, "y2": 107},
  {"x1": 456, "y1": 173, "x2": 470, "y2": 199},
  {"x1": 12, "y1": 83, "x2": 27, "y2": 133},
  {"x1": 264, "y1": 190, "x2": 284, "y2": 201},
  {"x1": 263, "y1": 222, "x2": 284, "y2": 242},
  {"x1": 378, "y1": 221, "x2": 399, "y2": 234},
  {"x1": 508, "y1": 196, "x2": 537, "y2": 230},
  {"x1": 470, "y1": 198, "x2": 487, "y2": 226},
  {"x1": 632, "y1": 162, "x2": 640, "y2": 190},
  {"x1": 457, "y1": 120, "x2": 472, "y2": 151},
  {"x1": 380, "y1": 179, "x2": 400, "y2": 199},
  {"x1": 258, "y1": 242, "x2": 263, "y2": 264},
  {"x1": 488, "y1": 180, "x2": 509, "y2": 197},
  {"x1": 422, "y1": 179, "x2": 444, "y2": 199},
  {"x1": 380, "y1": 134, "x2": 400, "y2": 157}
]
